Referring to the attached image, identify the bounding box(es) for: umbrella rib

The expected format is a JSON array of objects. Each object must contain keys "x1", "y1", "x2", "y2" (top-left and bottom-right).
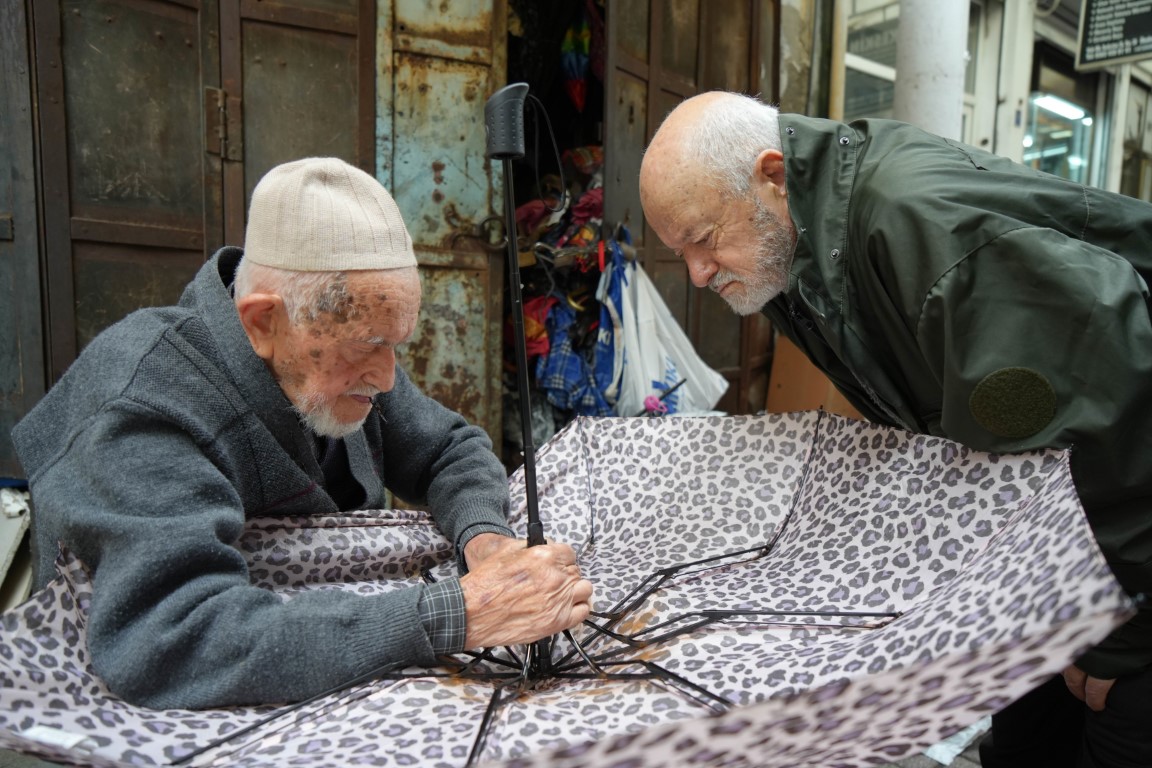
[
  {"x1": 629, "y1": 608, "x2": 901, "y2": 643},
  {"x1": 756, "y1": 409, "x2": 829, "y2": 559},
  {"x1": 170, "y1": 659, "x2": 405, "y2": 765},
  {"x1": 465, "y1": 681, "x2": 520, "y2": 767},
  {"x1": 562, "y1": 628, "x2": 605, "y2": 674},
  {"x1": 561, "y1": 660, "x2": 733, "y2": 714}
]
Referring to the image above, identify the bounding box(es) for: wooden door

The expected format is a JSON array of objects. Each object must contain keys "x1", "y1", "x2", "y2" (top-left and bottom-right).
[
  {"x1": 29, "y1": 0, "x2": 375, "y2": 383},
  {"x1": 603, "y1": 0, "x2": 778, "y2": 415},
  {"x1": 33, "y1": 0, "x2": 221, "y2": 380},
  {"x1": 0, "y1": 0, "x2": 44, "y2": 478}
]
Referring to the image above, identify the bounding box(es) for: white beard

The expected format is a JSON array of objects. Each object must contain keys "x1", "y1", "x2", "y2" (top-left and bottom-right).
[
  {"x1": 293, "y1": 390, "x2": 374, "y2": 438},
  {"x1": 709, "y1": 198, "x2": 795, "y2": 316}
]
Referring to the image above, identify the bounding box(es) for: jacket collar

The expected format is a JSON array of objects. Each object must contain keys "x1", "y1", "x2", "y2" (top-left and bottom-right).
[{"x1": 777, "y1": 113, "x2": 860, "y2": 323}]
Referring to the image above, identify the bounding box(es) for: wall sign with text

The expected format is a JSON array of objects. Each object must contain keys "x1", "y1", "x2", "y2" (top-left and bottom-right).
[{"x1": 1078, "y1": 0, "x2": 1152, "y2": 70}]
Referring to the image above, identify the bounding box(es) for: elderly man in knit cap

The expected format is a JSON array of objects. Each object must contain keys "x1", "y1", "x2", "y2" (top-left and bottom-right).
[{"x1": 11, "y1": 157, "x2": 592, "y2": 710}]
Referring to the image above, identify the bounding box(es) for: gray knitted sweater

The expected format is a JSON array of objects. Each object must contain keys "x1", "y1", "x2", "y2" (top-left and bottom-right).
[{"x1": 11, "y1": 248, "x2": 513, "y2": 709}]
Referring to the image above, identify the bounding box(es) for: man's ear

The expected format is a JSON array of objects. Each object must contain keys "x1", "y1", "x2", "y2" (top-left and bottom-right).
[
  {"x1": 236, "y1": 293, "x2": 284, "y2": 360},
  {"x1": 754, "y1": 149, "x2": 788, "y2": 199}
]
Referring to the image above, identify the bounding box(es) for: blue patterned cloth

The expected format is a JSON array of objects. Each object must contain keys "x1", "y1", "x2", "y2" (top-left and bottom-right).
[{"x1": 535, "y1": 300, "x2": 614, "y2": 416}]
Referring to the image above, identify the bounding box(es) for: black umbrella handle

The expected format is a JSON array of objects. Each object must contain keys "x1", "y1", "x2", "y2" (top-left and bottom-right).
[
  {"x1": 484, "y1": 82, "x2": 529, "y2": 160},
  {"x1": 485, "y1": 83, "x2": 544, "y2": 550},
  {"x1": 486, "y1": 84, "x2": 552, "y2": 677}
]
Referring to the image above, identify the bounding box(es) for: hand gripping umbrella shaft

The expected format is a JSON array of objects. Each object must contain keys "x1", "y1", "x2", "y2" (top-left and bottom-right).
[{"x1": 485, "y1": 82, "x2": 551, "y2": 674}]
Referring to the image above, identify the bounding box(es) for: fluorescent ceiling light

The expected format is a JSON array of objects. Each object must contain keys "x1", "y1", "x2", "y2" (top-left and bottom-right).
[{"x1": 1033, "y1": 94, "x2": 1086, "y2": 121}]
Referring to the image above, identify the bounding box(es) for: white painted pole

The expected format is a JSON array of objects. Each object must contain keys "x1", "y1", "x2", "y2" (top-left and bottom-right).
[{"x1": 893, "y1": 0, "x2": 970, "y2": 139}]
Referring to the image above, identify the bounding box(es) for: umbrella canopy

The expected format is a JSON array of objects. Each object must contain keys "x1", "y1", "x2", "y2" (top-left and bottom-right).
[{"x1": 0, "y1": 411, "x2": 1134, "y2": 767}]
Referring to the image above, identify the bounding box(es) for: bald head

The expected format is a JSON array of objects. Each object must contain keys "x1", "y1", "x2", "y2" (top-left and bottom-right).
[
  {"x1": 639, "y1": 92, "x2": 795, "y2": 315},
  {"x1": 641, "y1": 91, "x2": 783, "y2": 210}
]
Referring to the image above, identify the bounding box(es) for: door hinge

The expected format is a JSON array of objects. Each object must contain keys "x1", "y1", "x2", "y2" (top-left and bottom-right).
[{"x1": 205, "y1": 87, "x2": 244, "y2": 162}]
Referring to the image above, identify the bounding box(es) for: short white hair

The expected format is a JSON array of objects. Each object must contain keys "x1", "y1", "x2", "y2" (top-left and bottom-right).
[
  {"x1": 233, "y1": 258, "x2": 364, "y2": 324},
  {"x1": 681, "y1": 92, "x2": 782, "y2": 197}
]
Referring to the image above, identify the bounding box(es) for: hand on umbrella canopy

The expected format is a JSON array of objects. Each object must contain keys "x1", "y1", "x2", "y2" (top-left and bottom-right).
[
  {"x1": 1062, "y1": 663, "x2": 1116, "y2": 711},
  {"x1": 460, "y1": 537, "x2": 594, "y2": 648}
]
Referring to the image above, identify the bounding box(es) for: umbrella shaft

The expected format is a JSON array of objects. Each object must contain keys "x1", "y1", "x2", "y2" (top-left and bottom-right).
[
  {"x1": 530, "y1": 636, "x2": 553, "y2": 675},
  {"x1": 501, "y1": 157, "x2": 543, "y2": 544}
]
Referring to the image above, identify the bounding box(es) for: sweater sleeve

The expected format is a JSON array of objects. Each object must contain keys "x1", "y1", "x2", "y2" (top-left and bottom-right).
[
  {"x1": 916, "y1": 226, "x2": 1152, "y2": 678},
  {"x1": 372, "y1": 367, "x2": 515, "y2": 561},
  {"x1": 25, "y1": 402, "x2": 450, "y2": 709}
]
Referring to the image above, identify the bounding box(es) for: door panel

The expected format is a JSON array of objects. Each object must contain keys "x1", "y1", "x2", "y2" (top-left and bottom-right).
[
  {"x1": 616, "y1": 0, "x2": 650, "y2": 64},
  {"x1": 73, "y1": 244, "x2": 206, "y2": 348},
  {"x1": 242, "y1": 22, "x2": 362, "y2": 196},
  {"x1": 388, "y1": 1, "x2": 505, "y2": 444},
  {"x1": 1, "y1": 0, "x2": 44, "y2": 478},
  {"x1": 224, "y1": 0, "x2": 374, "y2": 242},
  {"x1": 36, "y1": 0, "x2": 209, "y2": 376},
  {"x1": 402, "y1": 265, "x2": 500, "y2": 426},
  {"x1": 658, "y1": 0, "x2": 700, "y2": 83},
  {"x1": 604, "y1": 70, "x2": 647, "y2": 243},
  {"x1": 62, "y1": 2, "x2": 204, "y2": 225},
  {"x1": 700, "y1": 0, "x2": 752, "y2": 92},
  {"x1": 394, "y1": 0, "x2": 495, "y2": 64},
  {"x1": 391, "y1": 54, "x2": 492, "y2": 247},
  {"x1": 604, "y1": 0, "x2": 777, "y2": 416},
  {"x1": 31, "y1": 0, "x2": 375, "y2": 383}
]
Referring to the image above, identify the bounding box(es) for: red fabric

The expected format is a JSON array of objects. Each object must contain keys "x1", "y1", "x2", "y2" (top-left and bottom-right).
[
  {"x1": 570, "y1": 188, "x2": 603, "y2": 227},
  {"x1": 512, "y1": 295, "x2": 559, "y2": 359},
  {"x1": 516, "y1": 200, "x2": 553, "y2": 236}
]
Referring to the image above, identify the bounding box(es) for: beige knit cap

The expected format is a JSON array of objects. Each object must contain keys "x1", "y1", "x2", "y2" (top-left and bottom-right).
[{"x1": 243, "y1": 157, "x2": 417, "y2": 272}]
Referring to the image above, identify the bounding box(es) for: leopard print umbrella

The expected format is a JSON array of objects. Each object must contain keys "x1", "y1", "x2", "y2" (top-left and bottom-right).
[{"x1": 0, "y1": 411, "x2": 1133, "y2": 767}]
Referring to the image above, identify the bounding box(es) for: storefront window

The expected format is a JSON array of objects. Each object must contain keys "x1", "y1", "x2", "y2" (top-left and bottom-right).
[
  {"x1": 1024, "y1": 44, "x2": 1098, "y2": 184},
  {"x1": 844, "y1": 0, "x2": 899, "y2": 120},
  {"x1": 1121, "y1": 79, "x2": 1152, "y2": 201},
  {"x1": 1023, "y1": 93, "x2": 1094, "y2": 183}
]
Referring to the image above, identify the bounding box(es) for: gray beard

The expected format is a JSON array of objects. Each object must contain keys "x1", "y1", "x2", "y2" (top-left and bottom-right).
[{"x1": 709, "y1": 199, "x2": 795, "y2": 316}]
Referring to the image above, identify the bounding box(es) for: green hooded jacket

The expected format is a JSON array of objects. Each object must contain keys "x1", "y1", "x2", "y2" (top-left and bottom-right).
[{"x1": 763, "y1": 114, "x2": 1152, "y2": 679}]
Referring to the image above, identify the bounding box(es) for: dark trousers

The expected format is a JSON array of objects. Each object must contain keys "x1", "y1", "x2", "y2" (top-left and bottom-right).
[{"x1": 979, "y1": 668, "x2": 1152, "y2": 768}]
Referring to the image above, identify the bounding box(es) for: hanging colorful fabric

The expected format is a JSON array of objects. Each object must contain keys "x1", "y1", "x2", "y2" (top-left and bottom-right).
[{"x1": 560, "y1": 14, "x2": 591, "y2": 112}]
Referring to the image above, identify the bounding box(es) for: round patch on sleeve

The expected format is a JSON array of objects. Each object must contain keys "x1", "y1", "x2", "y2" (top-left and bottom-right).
[{"x1": 968, "y1": 367, "x2": 1056, "y2": 439}]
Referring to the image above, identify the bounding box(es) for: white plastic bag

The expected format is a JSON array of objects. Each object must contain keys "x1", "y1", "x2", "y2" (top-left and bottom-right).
[{"x1": 614, "y1": 260, "x2": 728, "y2": 416}]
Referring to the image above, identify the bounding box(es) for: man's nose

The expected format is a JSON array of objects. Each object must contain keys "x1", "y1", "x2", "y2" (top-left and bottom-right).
[
  {"x1": 684, "y1": 250, "x2": 718, "y2": 288},
  {"x1": 363, "y1": 349, "x2": 396, "y2": 393}
]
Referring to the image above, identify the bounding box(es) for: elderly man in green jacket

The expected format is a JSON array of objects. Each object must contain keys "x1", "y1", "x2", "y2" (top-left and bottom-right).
[{"x1": 640, "y1": 91, "x2": 1151, "y2": 768}]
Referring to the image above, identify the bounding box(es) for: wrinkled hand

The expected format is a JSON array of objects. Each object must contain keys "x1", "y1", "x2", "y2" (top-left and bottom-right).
[
  {"x1": 462, "y1": 532, "x2": 522, "y2": 569},
  {"x1": 1062, "y1": 663, "x2": 1115, "y2": 712},
  {"x1": 460, "y1": 537, "x2": 593, "y2": 649}
]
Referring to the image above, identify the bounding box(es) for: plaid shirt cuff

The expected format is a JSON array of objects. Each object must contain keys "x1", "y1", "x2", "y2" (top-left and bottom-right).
[{"x1": 417, "y1": 578, "x2": 467, "y2": 655}]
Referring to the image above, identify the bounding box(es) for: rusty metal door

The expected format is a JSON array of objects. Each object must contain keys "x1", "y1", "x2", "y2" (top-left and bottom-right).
[{"x1": 382, "y1": 0, "x2": 507, "y2": 446}]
